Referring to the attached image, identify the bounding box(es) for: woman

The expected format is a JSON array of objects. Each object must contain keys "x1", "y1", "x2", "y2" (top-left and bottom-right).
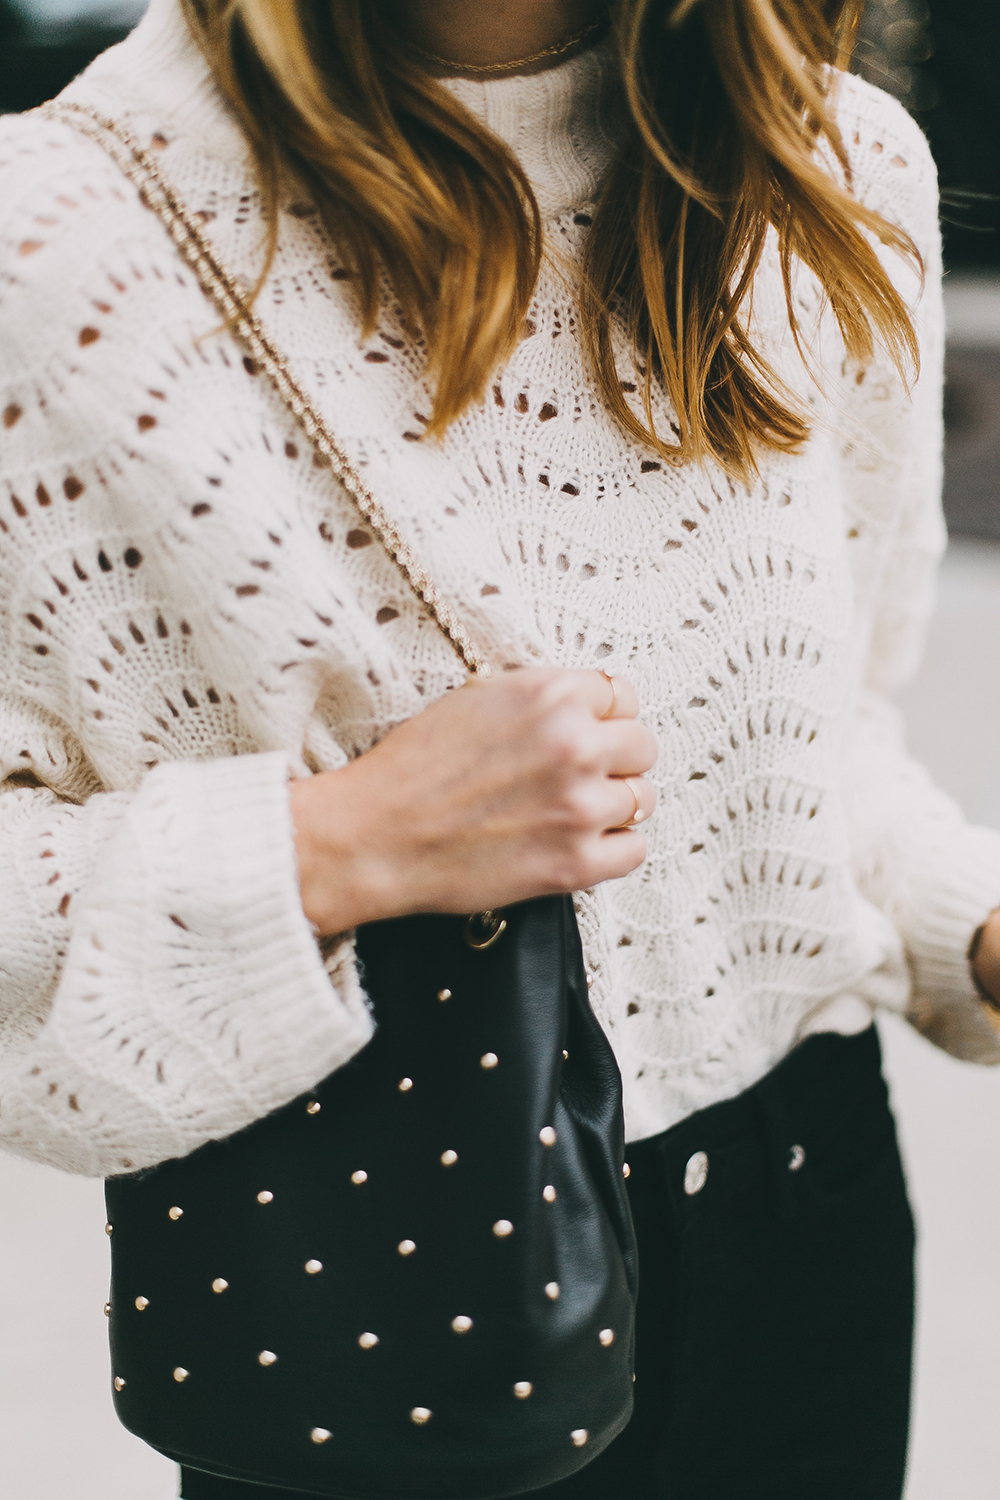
[{"x1": 1, "y1": 0, "x2": 999, "y2": 1495}]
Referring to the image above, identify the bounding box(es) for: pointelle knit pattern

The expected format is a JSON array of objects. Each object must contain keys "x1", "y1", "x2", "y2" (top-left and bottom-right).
[{"x1": 1, "y1": 0, "x2": 999, "y2": 1177}]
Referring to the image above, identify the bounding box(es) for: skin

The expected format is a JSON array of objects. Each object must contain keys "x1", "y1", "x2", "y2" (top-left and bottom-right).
[
  {"x1": 293, "y1": 0, "x2": 1000, "y2": 1006},
  {"x1": 976, "y1": 909, "x2": 1000, "y2": 1009},
  {"x1": 383, "y1": 0, "x2": 606, "y2": 77},
  {"x1": 291, "y1": 669, "x2": 658, "y2": 934}
]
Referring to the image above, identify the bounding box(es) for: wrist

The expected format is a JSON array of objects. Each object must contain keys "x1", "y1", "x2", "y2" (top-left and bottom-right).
[
  {"x1": 969, "y1": 908, "x2": 1000, "y2": 1012},
  {"x1": 289, "y1": 768, "x2": 402, "y2": 937}
]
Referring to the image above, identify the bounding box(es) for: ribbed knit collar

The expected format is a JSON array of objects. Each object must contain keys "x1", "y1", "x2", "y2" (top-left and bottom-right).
[
  {"x1": 78, "y1": 0, "x2": 621, "y2": 219},
  {"x1": 441, "y1": 45, "x2": 623, "y2": 217}
]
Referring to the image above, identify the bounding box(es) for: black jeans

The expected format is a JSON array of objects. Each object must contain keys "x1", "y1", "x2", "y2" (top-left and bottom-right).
[{"x1": 181, "y1": 1026, "x2": 914, "y2": 1500}]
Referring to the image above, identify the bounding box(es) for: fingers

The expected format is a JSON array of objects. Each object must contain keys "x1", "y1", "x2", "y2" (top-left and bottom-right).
[
  {"x1": 603, "y1": 774, "x2": 657, "y2": 832},
  {"x1": 587, "y1": 825, "x2": 649, "y2": 883},
  {"x1": 596, "y1": 670, "x2": 640, "y2": 720},
  {"x1": 473, "y1": 665, "x2": 642, "y2": 726},
  {"x1": 599, "y1": 717, "x2": 659, "y2": 777},
  {"x1": 562, "y1": 668, "x2": 640, "y2": 721}
]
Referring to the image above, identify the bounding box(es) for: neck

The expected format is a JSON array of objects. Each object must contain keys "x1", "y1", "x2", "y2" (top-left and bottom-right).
[{"x1": 387, "y1": 0, "x2": 605, "y2": 78}]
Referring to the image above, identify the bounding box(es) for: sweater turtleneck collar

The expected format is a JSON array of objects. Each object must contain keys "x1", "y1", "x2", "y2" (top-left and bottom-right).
[
  {"x1": 75, "y1": 0, "x2": 622, "y2": 220},
  {"x1": 440, "y1": 45, "x2": 623, "y2": 218}
]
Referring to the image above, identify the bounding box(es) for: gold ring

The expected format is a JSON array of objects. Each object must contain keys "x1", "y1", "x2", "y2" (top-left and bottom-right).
[
  {"x1": 616, "y1": 778, "x2": 644, "y2": 830},
  {"x1": 599, "y1": 669, "x2": 618, "y2": 720}
]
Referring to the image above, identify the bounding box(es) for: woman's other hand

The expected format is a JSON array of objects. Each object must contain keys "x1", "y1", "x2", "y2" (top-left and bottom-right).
[
  {"x1": 972, "y1": 908, "x2": 1000, "y2": 1012},
  {"x1": 290, "y1": 668, "x2": 658, "y2": 935}
]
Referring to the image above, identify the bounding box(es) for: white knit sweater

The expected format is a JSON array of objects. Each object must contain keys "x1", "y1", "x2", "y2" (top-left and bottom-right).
[{"x1": 1, "y1": 0, "x2": 999, "y2": 1177}]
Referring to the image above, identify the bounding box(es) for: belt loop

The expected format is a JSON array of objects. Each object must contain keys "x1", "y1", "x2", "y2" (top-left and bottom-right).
[{"x1": 649, "y1": 1128, "x2": 687, "y2": 1223}]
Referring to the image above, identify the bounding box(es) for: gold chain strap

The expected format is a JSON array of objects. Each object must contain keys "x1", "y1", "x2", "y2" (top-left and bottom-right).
[{"x1": 40, "y1": 99, "x2": 490, "y2": 679}]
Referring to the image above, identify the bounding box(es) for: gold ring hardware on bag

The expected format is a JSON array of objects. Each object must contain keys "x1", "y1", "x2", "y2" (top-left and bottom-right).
[{"x1": 464, "y1": 910, "x2": 509, "y2": 950}]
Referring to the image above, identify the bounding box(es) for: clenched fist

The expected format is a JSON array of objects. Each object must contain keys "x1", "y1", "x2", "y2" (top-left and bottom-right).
[{"x1": 290, "y1": 667, "x2": 658, "y2": 935}]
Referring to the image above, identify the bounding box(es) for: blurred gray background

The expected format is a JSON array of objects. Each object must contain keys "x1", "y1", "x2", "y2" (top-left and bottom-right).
[{"x1": 1, "y1": 3, "x2": 999, "y2": 1498}]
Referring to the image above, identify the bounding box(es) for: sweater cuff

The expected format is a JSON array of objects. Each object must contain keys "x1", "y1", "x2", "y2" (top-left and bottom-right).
[
  {"x1": 36, "y1": 751, "x2": 372, "y2": 1173},
  {"x1": 904, "y1": 827, "x2": 1000, "y2": 1063}
]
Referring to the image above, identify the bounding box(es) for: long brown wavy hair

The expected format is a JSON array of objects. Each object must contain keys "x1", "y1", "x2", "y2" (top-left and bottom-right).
[{"x1": 181, "y1": 0, "x2": 920, "y2": 479}]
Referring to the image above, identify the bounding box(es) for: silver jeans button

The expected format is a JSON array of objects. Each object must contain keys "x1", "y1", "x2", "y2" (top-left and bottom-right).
[{"x1": 683, "y1": 1150, "x2": 709, "y2": 1196}]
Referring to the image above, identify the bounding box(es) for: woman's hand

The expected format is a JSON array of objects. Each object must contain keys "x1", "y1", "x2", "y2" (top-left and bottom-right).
[
  {"x1": 290, "y1": 668, "x2": 658, "y2": 936},
  {"x1": 972, "y1": 908, "x2": 1000, "y2": 1011}
]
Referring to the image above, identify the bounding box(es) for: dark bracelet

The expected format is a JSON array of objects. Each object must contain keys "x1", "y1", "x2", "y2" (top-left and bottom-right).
[{"x1": 967, "y1": 923, "x2": 1000, "y2": 1014}]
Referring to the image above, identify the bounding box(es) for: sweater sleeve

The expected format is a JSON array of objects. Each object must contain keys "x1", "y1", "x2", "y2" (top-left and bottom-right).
[
  {"x1": 0, "y1": 727, "x2": 373, "y2": 1177},
  {"x1": 835, "y1": 78, "x2": 1000, "y2": 1062},
  {"x1": 0, "y1": 109, "x2": 375, "y2": 1175}
]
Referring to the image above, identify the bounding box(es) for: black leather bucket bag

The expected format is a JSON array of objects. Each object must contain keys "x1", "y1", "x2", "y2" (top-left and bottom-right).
[
  {"x1": 47, "y1": 102, "x2": 639, "y2": 1500},
  {"x1": 106, "y1": 898, "x2": 638, "y2": 1498}
]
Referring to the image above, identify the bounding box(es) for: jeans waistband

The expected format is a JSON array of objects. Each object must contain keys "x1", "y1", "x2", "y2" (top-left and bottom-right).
[{"x1": 627, "y1": 1026, "x2": 888, "y2": 1221}]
